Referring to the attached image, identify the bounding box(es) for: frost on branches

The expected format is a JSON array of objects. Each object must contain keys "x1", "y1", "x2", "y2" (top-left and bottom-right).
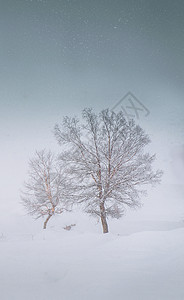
[
  {"x1": 21, "y1": 150, "x2": 70, "y2": 229},
  {"x1": 54, "y1": 108, "x2": 163, "y2": 233}
]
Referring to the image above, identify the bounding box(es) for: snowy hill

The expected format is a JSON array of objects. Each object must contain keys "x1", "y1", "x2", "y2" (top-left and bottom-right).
[
  {"x1": 1, "y1": 220, "x2": 184, "y2": 300},
  {"x1": 1, "y1": 182, "x2": 184, "y2": 300}
]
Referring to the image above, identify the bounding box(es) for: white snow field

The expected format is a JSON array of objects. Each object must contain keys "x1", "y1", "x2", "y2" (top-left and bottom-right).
[{"x1": 1, "y1": 183, "x2": 184, "y2": 300}]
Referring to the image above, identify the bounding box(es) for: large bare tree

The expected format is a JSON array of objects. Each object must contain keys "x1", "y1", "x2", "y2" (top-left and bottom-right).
[
  {"x1": 54, "y1": 109, "x2": 163, "y2": 233},
  {"x1": 21, "y1": 150, "x2": 69, "y2": 229}
]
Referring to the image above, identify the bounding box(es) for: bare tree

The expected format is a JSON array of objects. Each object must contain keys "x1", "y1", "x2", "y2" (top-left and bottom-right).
[
  {"x1": 54, "y1": 108, "x2": 163, "y2": 233},
  {"x1": 21, "y1": 150, "x2": 69, "y2": 229}
]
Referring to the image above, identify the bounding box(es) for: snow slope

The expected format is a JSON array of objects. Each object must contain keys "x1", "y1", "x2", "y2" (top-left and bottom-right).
[
  {"x1": 0, "y1": 179, "x2": 184, "y2": 300},
  {"x1": 1, "y1": 204, "x2": 184, "y2": 300}
]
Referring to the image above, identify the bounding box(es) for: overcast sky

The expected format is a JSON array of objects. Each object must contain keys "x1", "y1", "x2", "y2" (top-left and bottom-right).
[{"x1": 0, "y1": 0, "x2": 184, "y2": 211}]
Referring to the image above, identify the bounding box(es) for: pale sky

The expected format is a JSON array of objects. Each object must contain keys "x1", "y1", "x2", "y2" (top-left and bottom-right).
[{"x1": 0, "y1": 0, "x2": 184, "y2": 213}]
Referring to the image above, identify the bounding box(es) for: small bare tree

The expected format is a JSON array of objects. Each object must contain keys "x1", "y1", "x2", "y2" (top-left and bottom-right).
[
  {"x1": 54, "y1": 108, "x2": 163, "y2": 233},
  {"x1": 21, "y1": 150, "x2": 69, "y2": 229}
]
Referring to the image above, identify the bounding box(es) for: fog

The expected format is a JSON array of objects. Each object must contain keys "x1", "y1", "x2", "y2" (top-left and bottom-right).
[{"x1": 0, "y1": 2, "x2": 184, "y2": 299}]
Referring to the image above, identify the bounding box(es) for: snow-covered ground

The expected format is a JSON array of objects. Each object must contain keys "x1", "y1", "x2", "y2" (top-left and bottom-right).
[{"x1": 1, "y1": 183, "x2": 184, "y2": 300}]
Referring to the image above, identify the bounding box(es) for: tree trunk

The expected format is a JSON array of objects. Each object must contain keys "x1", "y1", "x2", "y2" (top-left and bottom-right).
[
  {"x1": 100, "y1": 202, "x2": 109, "y2": 233},
  {"x1": 43, "y1": 214, "x2": 52, "y2": 229}
]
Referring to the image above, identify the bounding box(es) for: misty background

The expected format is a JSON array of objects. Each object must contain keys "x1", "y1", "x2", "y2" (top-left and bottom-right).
[{"x1": 0, "y1": 0, "x2": 184, "y2": 223}]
